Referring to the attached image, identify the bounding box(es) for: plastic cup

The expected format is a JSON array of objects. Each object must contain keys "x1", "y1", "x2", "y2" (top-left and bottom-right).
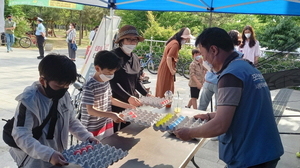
[{"x1": 173, "y1": 97, "x2": 183, "y2": 113}]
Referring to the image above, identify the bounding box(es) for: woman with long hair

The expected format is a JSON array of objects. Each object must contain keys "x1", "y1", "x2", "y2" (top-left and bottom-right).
[
  {"x1": 155, "y1": 27, "x2": 194, "y2": 98},
  {"x1": 66, "y1": 22, "x2": 76, "y2": 61},
  {"x1": 239, "y1": 25, "x2": 260, "y2": 65}
]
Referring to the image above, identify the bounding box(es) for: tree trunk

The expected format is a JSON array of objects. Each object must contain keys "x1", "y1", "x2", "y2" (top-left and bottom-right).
[{"x1": 78, "y1": 11, "x2": 82, "y2": 45}]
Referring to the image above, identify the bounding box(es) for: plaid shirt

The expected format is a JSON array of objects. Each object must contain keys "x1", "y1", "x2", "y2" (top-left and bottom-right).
[{"x1": 188, "y1": 60, "x2": 206, "y2": 87}]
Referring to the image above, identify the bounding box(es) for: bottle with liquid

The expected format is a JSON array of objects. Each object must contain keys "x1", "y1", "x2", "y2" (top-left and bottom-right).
[{"x1": 164, "y1": 90, "x2": 173, "y2": 108}]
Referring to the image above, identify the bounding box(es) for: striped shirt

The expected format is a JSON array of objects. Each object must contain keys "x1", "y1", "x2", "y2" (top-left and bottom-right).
[{"x1": 81, "y1": 77, "x2": 112, "y2": 132}]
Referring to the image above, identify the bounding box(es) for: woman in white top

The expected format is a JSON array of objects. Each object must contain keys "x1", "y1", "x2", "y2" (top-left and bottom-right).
[
  {"x1": 66, "y1": 22, "x2": 76, "y2": 61},
  {"x1": 239, "y1": 25, "x2": 260, "y2": 65}
]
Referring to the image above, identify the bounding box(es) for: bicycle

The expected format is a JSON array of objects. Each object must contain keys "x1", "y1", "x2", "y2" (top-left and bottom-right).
[
  {"x1": 70, "y1": 74, "x2": 86, "y2": 145},
  {"x1": 140, "y1": 53, "x2": 161, "y2": 74},
  {"x1": 19, "y1": 32, "x2": 46, "y2": 48},
  {"x1": 176, "y1": 57, "x2": 192, "y2": 80}
]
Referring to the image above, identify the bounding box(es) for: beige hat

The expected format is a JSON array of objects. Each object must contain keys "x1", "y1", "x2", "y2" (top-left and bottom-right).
[
  {"x1": 181, "y1": 28, "x2": 195, "y2": 39},
  {"x1": 115, "y1": 25, "x2": 144, "y2": 43}
]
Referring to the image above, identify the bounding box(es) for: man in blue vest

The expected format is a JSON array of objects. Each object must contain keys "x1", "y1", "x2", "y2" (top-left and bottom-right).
[
  {"x1": 175, "y1": 27, "x2": 283, "y2": 168},
  {"x1": 4, "y1": 15, "x2": 16, "y2": 53}
]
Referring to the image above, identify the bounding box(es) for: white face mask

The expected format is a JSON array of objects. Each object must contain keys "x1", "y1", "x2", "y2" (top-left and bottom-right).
[
  {"x1": 181, "y1": 40, "x2": 186, "y2": 45},
  {"x1": 99, "y1": 74, "x2": 114, "y2": 82},
  {"x1": 122, "y1": 45, "x2": 136, "y2": 54},
  {"x1": 202, "y1": 60, "x2": 214, "y2": 72},
  {"x1": 245, "y1": 33, "x2": 251, "y2": 39},
  {"x1": 195, "y1": 55, "x2": 202, "y2": 61}
]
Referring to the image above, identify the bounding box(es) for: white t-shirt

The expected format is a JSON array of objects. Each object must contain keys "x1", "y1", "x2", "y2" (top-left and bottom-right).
[{"x1": 239, "y1": 40, "x2": 260, "y2": 63}]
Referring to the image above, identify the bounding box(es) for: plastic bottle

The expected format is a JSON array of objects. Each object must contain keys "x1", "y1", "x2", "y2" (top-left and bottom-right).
[{"x1": 164, "y1": 90, "x2": 173, "y2": 108}]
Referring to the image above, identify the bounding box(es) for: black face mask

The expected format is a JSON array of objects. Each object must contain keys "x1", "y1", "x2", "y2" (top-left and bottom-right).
[{"x1": 43, "y1": 82, "x2": 68, "y2": 99}]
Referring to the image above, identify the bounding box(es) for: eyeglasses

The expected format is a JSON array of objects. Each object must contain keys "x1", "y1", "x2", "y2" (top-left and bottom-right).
[{"x1": 125, "y1": 38, "x2": 139, "y2": 43}]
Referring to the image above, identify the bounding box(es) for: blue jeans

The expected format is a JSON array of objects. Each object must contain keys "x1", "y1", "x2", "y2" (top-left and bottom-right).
[
  {"x1": 5, "y1": 33, "x2": 14, "y2": 51},
  {"x1": 198, "y1": 81, "x2": 218, "y2": 111}
]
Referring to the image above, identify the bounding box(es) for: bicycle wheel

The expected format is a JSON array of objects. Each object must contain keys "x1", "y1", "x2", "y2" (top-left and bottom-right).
[
  {"x1": 182, "y1": 62, "x2": 190, "y2": 79},
  {"x1": 19, "y1": 37, "x2": 32, "y2": 48},
  {"x1": 147, "y1": 57, "x2": 161, "y2": 74}
]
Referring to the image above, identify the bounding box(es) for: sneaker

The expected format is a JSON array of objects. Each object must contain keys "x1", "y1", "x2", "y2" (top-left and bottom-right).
[
  {"x1": 7, "y1": 51, "x2": 9, "y2": 53},
  {"x1": 10, "y1": 49, "x2": 13, "y2": 52},
  {"x1": 37, "y1": 56, "x2": 44, "y2": 59},
  {"x1": 210, "y1": 137, "x2": 218, "y2": 141}
]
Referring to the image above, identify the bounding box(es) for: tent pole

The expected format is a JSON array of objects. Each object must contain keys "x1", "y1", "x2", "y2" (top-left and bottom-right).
[
  {"x1": 109, "y1": 7, "x2": 114, "y2": 50},
  {"x1": 209, "y1": 11, "x2": 212, "y2": 27}
]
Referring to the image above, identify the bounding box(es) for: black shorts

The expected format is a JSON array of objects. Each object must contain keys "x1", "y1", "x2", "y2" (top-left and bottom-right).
[{"x1": 190, "y1": 87, "x2": 200, "y2": 99}]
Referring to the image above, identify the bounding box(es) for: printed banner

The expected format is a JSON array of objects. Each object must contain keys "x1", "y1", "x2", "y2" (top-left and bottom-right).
[
  {"x1": 80, "y1": 16, "x2": 121, "y2": 81},
  {"x1": 8, "y1": 0, "x2": 84, "y2": 10}
]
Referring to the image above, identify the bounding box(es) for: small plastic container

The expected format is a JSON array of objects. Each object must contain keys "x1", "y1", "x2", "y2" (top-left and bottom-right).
[{"x1": 173, "y1": 97, "x2": 183, "y2": 113}]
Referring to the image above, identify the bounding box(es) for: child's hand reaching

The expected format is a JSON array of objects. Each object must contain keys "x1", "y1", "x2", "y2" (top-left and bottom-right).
[
  {"x1": 87, "y1": 136, "x2": 100, "y2": 144},
  {"x1": 111, "y1": 113, "x2": 125, "y2": 123},
  {"x1": 50, "y1": 151, "x2": 69, "y2": 166}
]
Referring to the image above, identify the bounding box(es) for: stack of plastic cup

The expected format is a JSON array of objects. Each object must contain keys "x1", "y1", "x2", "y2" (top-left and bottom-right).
[
  {"x1": 153, "y1": 115, "x2": 207, "y2": 132},
  {"x1": 62, "y1": 141, "x2": 128, "y2": 168},
  {"x1": 120, "y1": 108, "x2": 165, "y2": 127},
  {"x1": 139, "y1": 96, "x2": 172, "y2": 108}
]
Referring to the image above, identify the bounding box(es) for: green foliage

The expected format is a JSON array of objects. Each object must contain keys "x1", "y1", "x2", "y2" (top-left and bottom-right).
[
  {"x1": 179, "y1": 45, "x2": 194, "y2": 63},
  {"x1": 258, "y1": 17, "x2": 300, "y2": 51},
  {"x1": 13, "y1": 16, "x2": 31, "y2": 37},
  {"x1": 156, "y1": 12, "x2": 205, "y2": 35},
  {"x1": 142, "y1": 11, "x2": 176, "y2": 41},
  {"x1": 81, "y1": 6, "x2": 109, "y2": 30},
  {"x1": 115, "y1": 10, "x2": 148, "y2": 34},
  {"x1": 4, "y1": 0, "x2": 24, "y2": 17}
]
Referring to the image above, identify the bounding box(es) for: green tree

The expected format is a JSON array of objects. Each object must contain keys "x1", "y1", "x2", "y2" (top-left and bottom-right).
[
  {"x1": 4, "y1": 0, "x2": 24, "y2": 17},
  {"x1": 259, "y1": 17, "x2": 300, "y2": 52},
  {"x1": 114, "y1": 10, "x2": 149, "y2": 34},
  {"x1": 143, "y1": 11, "x2": 175, "y2": 41}
]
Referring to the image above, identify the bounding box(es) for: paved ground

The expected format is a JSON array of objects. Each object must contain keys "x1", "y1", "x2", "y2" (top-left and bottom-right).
[{"x1": 0, "y1": 46, "x2": 300, "y2": 168}]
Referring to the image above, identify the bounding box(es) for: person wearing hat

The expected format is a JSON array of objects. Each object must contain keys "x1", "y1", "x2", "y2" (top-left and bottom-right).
[
  {"x1": 36, "y1": 17, "x2": 46, "y2": 59},
  {"x1": 4, "y1": 15, "x2": 16, "y2": 53},
  {"x1": 155, "y1": 27, "x2": 194, "y2": 98},
  {"x1": 109, "y1": 25, "x2": 150, "y2": 132}
]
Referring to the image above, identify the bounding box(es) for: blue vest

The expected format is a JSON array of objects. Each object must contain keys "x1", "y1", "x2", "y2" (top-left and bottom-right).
[{"x1": 218, "y1": 59, "x2": 283, "y2": 167}]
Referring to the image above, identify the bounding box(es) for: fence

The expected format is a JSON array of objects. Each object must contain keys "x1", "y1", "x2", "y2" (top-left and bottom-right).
[{"x1": 135, "y1": 38, "x2": 300, "y2": 76}]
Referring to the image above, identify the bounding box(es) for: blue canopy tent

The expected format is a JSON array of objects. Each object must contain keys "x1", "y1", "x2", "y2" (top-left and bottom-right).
[
  {"x1": 60, "y1": 0, "x2": 300, "y2": 92},
  {"x1": 59, "y1": 0, "x2": 300, "y2": 16}
]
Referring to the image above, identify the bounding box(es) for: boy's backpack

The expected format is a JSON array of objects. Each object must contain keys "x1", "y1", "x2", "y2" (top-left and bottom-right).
[{"x1": 2, "y1": 107, "x2": 53, "y2": 149}]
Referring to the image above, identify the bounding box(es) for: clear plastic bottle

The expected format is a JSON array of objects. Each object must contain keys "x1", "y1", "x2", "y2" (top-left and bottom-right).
[{"x1": 164, "y1": 90, "x2": 173, "y2": 108}]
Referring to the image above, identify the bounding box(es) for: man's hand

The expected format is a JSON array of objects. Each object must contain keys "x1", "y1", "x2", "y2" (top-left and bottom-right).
[
  {"x1": 194, "y1": 113, "x2": 210, "y2": 120},
  {"x1": 87, "y1": 136, "x2": 100, "y2": 144},
  {"x1": 49, "y1": 151, "x2": 69, "y2": 166},
  {"x1": 128, "y1": 96, "x2": 142, "y2": 107},
  {"x1": 174, "y1": 127, "x2": 193, "y2": 141}
]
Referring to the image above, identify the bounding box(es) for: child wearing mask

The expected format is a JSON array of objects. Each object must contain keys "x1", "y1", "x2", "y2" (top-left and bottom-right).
[
  {"x1": 186, "y1": 49, "x2": 206, "y2": 109},
  {"x1": 9, "y1": 54, "x2": 99, "y2": 168},
  {"x1": 80, "y1": 50, "x2": 135, "y2": 140}
]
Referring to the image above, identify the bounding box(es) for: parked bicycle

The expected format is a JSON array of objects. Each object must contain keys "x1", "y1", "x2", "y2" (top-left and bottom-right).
[
  {"x1": 176, "y1": 57, "x2": 192, "y2": 80},
  {"x1": 70, "y1": 74, "x2": 86, "y2": 145},
  {"x1": 140, "y1": 53, "x2": 161, "y2": 74},
  {"x1": 19, "y1": 32, "x2": 46, "y2": 48}
]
